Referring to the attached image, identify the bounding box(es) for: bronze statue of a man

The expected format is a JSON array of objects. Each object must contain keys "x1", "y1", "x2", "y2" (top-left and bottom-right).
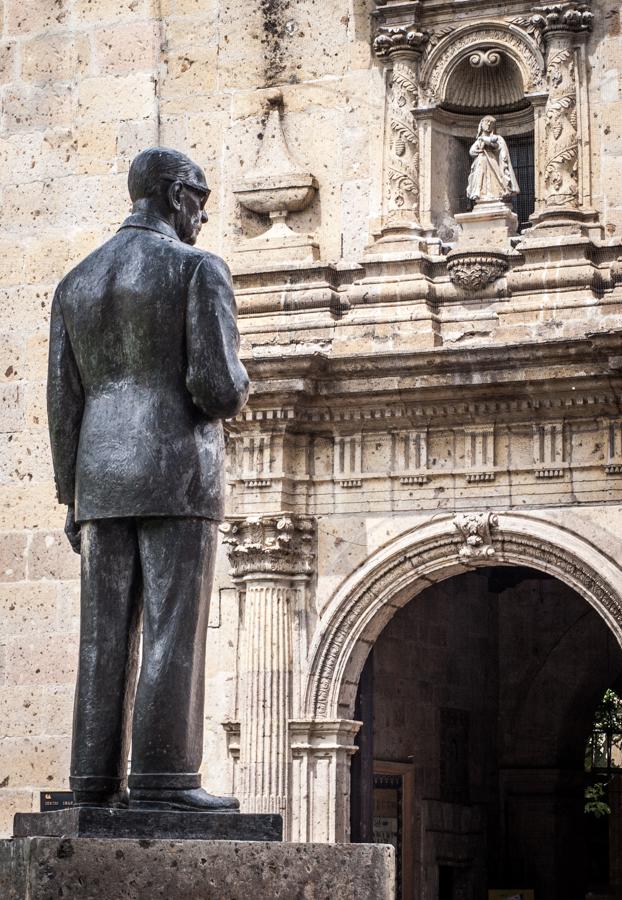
[{"x1": 47, "y1": 148, "x2": 249, "y2": 811}]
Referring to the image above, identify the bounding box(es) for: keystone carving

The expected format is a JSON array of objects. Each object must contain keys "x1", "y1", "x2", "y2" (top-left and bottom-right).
[
  {"x1": 221, "y1": 514, "x2": 316, "y2": 578},
  {"x1": 454, "y1": 512, "x2": 499, "y2": 559}
]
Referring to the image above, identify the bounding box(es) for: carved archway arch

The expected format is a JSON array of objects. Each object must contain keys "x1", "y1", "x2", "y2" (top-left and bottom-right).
[
  {"x1": 305, "y1": 512, "x2": 622, "y2": 720},
  {"x1": 419, "y1": 22, "x2": 546, "y2": 106}
]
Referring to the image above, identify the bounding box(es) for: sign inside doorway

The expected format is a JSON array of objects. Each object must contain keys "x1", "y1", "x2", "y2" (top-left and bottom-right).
[
  {"x1": 373, "y1": 761, "x2": 414, "y2": 900},
  {"x1": 488, "y1": 891, "x2": 534, "y2": 900}
]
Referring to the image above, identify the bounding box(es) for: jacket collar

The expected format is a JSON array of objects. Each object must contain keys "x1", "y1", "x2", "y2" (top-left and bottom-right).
[{"x1": 118, "y1": 212, "x2": 180, "y2": 241}]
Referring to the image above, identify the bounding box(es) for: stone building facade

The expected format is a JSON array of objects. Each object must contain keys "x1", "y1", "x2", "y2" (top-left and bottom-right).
[{"x1": 1, "y1": 0, "x2": 622, "y2": 896}]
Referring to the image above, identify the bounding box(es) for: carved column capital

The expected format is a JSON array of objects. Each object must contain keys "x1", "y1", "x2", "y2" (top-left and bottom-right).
[
  {"x1": 531, "y1": 3, "x2": 594, "y2": 40},
  {"x1": 373, "y1": 25, "x2": 427, "y2": 61},
  {"x1": 221, "y1": 514, "x2": 316, "y2": 579}
]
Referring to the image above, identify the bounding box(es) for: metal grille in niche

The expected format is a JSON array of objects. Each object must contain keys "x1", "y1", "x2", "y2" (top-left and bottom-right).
[{"x1": 457, "y1": 132, "x2": 535, "y2": 231}]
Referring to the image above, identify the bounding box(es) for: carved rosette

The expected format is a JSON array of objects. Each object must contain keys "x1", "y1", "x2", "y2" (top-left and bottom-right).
[
  {"x1": 454, "y1": 511, "x2": 499, "y2": 559},
  {"x1": 446, "y1": 251, "x2": 509, "y2": 292},
  {"x1": 531, "y1": 4, "x2": 593, "y2": 209},
  {"x1": 221, "y1": 514, "x2": 315, "y2": 579},
  {"x1": 373, "y1": 24, "x2": 427, "y2": 232}
]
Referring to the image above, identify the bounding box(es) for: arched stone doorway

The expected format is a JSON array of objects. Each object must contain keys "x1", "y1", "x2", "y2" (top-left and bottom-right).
[
  {"x1": 306, "y1": 513, "x2": 622, "y2": 722},
  {"x1": 295, "y1": 512, "x2": 622, "y2": 860},
  {"x1": 350, "y1": 565, "x2": 622, "y2": 899}
]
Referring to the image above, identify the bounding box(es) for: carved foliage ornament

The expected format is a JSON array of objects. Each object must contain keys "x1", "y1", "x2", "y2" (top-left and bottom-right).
[
  {"x1": 387, "y1": 60, "x2": 420, "y2": 212},
  {"x1": 221, "y1": 514, "x2": 316, "y2": 578},
  {"x1": 373, "y1": 25, "x2": 425, "y2": 219},
  {"x1": 446, "y1": 252, "x2": 509, "y2": 292},
  {"x1": 527, "y1": 5, "x2": 592, "y2": 210},
  {"x1": 542, "y1": 44, "x2": 579, "y2": 207}
]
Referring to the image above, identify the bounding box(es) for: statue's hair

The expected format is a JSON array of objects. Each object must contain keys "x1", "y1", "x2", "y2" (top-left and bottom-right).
[{"x1": 128, "y1": 147, "x2": 206, "y2": 202}]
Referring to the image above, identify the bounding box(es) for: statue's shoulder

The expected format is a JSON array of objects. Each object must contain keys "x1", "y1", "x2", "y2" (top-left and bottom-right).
[{"x1": 187, "y1": 249, "x2": 233, "y2": 282}]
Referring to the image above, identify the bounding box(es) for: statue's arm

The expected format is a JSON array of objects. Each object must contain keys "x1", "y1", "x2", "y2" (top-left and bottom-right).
[
  {"x1": 185, "y1": 256, "x2": 250, "y2": 420},
  {"x1": 46, "y1": 286, "x2": 84, "y2": 509},
  {"x1": 469, "y1": 139, "x2": 483, "y2": 158}
]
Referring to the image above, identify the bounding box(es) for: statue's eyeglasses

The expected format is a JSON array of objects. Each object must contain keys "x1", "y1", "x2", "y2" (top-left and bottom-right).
[{"x1": 161, "y1": 176, "x2": 211, "y2": 204}]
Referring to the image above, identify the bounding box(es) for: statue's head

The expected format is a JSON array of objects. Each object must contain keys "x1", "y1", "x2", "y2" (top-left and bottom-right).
[
  {"x1": 128, "y1": 147, "x2": 210, "y2": 246},
  {"x1": 478, "y1": 115, "x2": 496, "y2": 136}
]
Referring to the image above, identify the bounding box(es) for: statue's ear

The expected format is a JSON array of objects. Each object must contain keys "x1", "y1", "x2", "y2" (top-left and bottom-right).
[{"x1": 167, "y1": 180, "x2": 183, "y2": 212}]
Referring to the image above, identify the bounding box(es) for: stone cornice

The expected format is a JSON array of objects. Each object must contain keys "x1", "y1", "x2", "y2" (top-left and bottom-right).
[
  {"x1": 231, "y1": 238, "x2": 622, "y2": 316},
  {"x1": 240, "y1": 332, "x2": 622, "y2": 390},
  {"x1": 221, "y1": 514, "x2": 316, "y2": 579}
]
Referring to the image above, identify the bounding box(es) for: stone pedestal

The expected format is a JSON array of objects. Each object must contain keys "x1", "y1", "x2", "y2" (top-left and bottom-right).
[
  {"x1": 446, "y1": 200, "x2": 516, "y2": 293},
  {"x1": 454, "y1": 200, "x2": 518, "y2": 250},
  {"x1": 0, "y1": 837, "x2": 395, "y2": 900}
]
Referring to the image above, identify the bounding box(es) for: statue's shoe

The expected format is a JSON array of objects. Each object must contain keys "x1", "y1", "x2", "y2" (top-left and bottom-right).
[
  {"x1": 73, "y1": 789, "x2": 129, "y2": 808},
  {"x1": 129, "y1": 787, "x2": 240, "y2": 812}
]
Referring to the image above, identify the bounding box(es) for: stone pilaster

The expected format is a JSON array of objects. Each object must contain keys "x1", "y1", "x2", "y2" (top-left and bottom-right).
[
  {"x1": 530, "y1": 3, "x2": 596, "y2": 230},
  {"x1": 221, "y1": 515, "x2": 316, "y2": 833},
  {"x1": 371, "y1": 1, "x2": 428, "y2": 251},
  {"x1": 289, "y1": 719, "x2": 361, "y2": 843}
]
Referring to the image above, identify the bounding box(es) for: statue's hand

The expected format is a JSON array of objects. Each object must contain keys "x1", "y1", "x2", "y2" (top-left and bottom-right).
[{"x1": 64, "y1": 506, "x2": 81, "y2": 555}]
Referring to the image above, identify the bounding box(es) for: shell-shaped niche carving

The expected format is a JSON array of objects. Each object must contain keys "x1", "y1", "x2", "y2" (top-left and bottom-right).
[{"x1": 443, "y1": 50, "x2": 528, "y2": 114}]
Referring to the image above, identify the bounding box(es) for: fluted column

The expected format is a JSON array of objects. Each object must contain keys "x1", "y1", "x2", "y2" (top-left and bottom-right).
[
  {"x1": 531, "y1": 2, "x2": 595, "y2": 228},
  {"x1": 221, "y1": 515, "x2": 315, "y2": 833},
  {"x1": 371, "y1": 3, "x2": 428, "y2": 251}
]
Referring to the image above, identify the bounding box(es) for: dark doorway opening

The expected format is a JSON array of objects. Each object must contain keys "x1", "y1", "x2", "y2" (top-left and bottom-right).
[{"x1": 350, "y1": 567, "x2": 622, "y2": 899}]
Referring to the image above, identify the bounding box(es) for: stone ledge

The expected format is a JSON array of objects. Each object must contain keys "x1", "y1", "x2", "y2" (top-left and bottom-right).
[
  {"x1": 13, "y1": 808, "x2": 282, "y2": 842},
  {"x1": 0, "y1": 837, "x2": 395, "y2": 900}
]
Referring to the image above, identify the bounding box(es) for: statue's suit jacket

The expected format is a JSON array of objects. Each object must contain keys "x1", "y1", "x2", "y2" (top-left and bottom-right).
[{"x1": 47, "y1": 212, "x2": 249, "y2": 523}]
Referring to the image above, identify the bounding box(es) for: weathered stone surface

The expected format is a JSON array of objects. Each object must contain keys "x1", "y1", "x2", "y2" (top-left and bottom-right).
[
  {"x1": 0, "y1": 837, "x2": 394, "y2": 900},
  {"x1": 14, "y1": 808, "x2": 283, "y2": 842}
]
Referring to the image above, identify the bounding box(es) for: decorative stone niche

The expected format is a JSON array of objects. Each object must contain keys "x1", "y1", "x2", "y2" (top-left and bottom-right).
[{"x1": 233, "y1": 90, "x2": 319, "y2": 265}]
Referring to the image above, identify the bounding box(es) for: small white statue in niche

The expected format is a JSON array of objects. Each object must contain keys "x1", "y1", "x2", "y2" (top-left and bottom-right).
[{"x1": 466, "y1": 115, "x2": 520, "y2": 205}]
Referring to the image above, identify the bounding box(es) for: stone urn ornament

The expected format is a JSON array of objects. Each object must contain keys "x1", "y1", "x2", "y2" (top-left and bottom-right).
[{"x1": 233, "y1": 90, "x2": 319, "y2": 263}]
